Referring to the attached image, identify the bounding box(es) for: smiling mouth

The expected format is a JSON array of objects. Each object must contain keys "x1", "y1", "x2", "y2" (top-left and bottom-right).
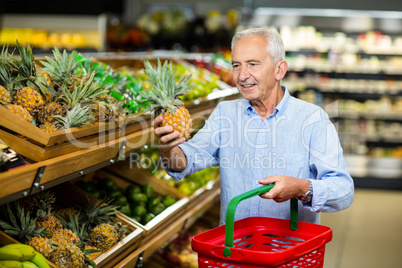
[{"x1": 241, "y1": 84, "x2": 256, "y2": 90}]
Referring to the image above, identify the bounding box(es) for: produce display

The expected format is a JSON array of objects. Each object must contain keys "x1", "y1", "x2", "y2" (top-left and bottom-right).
[
  {"x1": 155, "y1": 225, "x2": 208, "y2": 268},
  {"x1": 135, "y1": 145, "x2": 219, "y2": 196},
  {"x1": 0, "y1": 243, "x2": 50, "y2": 268},
  {"x1": 76, "y1": 177, "x2": 177, "y2": 226},
  {"x1": 0, "y1": 190, "x2": 128, "y2": 268},
  {"x1": 0, "y1": 42, "x2": 125, "y2": 133}
]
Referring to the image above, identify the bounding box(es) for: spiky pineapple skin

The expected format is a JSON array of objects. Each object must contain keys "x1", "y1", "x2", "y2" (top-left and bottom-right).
[
  {"x1": 13, "y1": 87, "x2": 44, "y2": 113},
  {"x1": 0, "y1": 85, "x2": 11, "y2": 104},
  {"x1": 6, "y1": 104, "x2": 33, "y2": 122},
  {"x1": 27, "y1": 236, "x2": 53, "y2": 258},
  {"x1": 52, "y1": 228, "x2": 80, "y2": 246},
  {"x1": 40, "y1": 122, "x2": 58, "y2": 133},
  {"x1": 90, "y1": 223, "x2": 118, "y2": 251},
  {"x1": 37, "y1": 102, "x2": 63, "y2": 124},
  {"x1": 162, "y1": 105, "x2": 192, "y2": 139},
  {"x1": 36, "y1": 214, "x2": 62, "y2": 237},
  {"x1": 49, "y1": 242, "x2": 85, "y2": 268}
]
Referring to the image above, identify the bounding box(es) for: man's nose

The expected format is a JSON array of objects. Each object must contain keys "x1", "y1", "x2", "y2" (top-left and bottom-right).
[{"x1": 239, "y1": 66, "x2": 250, "y2": 81}]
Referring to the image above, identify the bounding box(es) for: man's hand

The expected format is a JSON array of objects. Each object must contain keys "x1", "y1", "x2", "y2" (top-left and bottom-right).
[
  {"x1": 153, "y1": 114, "x2": 185, "y2": 156},
  {"x1": 258, "y1": 175, "x2": 310, "y2": 202},
  {"x1": 152, "y1": 114, "x2": 187, "y2": 171}
]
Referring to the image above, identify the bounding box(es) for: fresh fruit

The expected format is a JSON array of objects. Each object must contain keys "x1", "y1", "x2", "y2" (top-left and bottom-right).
[
  {"x1": 27, "y1": 237, "x2": 53, "y2": 259},
  {"x1": 141, "y1": 184, "x2": 154, "y2": 198},
  {"x1": 139, "y1": 59, "x2": 193, "y2": 139},
  {"x1": 40, "y1": 47, "x2": 81, "y2": 87},
  {"x1": 0, "y1": 244, "x2": 36, "y2": 261},
  {"x1": 13, "y1": 87, "x2": 44, "y2": 114},
  {"x1": 53, "y1": 105, "x2": 92, "y2": 129},
  {"x1": 0, "y1": 260, "x2": 24, "y2": 267},
  {"x1": 39, "y1": 122, "x2": 58, "y2": 133},
  {"x1": 36, "y1": 102, "x2": 63, "y2": 124},
  {"x1": 27, "y1": 191, "x2": 62, "y2": 237},
  {"x1": 149, "y1": 202, "x2": 166, "y2": 216},
  {"x1": 162, "y1": 195, "x2": 176, "y2": 207},
  {"x1": 125, "y1": 185, "x2": 141, "y2": 197},
  {"x1": 5, "y1": 104, "x2": 33, "y2": 122},
  {"x1": 29, "y1": 252, "x2": 50, "y2": 268},
  {"x1": 51, "y1": 228, "x2": 80, "y2": 246},
  {"x1": 49, "y1": 242, "x2": 84, "y2": 268},
  {"x1": 131, "y1": 205, "x2": 147, "y2": 220},
  {"x1": 127, "y1": 192, "x2": 147, "y2": 206},
  {"x1": 89, "y1": 223, "x2": 118, "y2": 251},
  {"x1": 0, "y1": 202, "x2": 48, "y2": 243},
  {"x1": 20, "y1": 261, "x2": 39, "y2": 268},
  {"x1": 141, "y1": 213, "x2": 155, "y2": 225},
  {"x1": 0, "y1": 85, "x2": 11, "y2": 104}
]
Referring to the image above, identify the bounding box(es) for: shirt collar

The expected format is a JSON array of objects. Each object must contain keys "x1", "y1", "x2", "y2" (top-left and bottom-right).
[{"x1": 244, "y1": 85, "x2": 290, "y2": 118}]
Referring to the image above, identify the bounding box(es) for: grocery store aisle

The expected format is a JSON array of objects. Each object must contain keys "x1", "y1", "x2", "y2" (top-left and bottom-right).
[{"x1": 322, "y1": 188, "x2": 402, "y2": 268}]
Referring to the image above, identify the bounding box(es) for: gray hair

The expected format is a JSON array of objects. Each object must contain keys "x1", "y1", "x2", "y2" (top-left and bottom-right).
[{"x1": 231, "y1": 28, "x2": 285, "y2": 65}]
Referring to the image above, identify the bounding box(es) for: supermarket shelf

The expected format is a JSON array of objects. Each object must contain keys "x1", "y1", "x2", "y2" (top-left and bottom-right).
[
  {"x1": 0, "y1": 127, "x2": 154, "y2": 205},
  {"x1": 345, "y1": 155, "x2": 402, "y2": 185},
  {"x1": 113, "y1": 181, "x2": 220, "y2": 268}
]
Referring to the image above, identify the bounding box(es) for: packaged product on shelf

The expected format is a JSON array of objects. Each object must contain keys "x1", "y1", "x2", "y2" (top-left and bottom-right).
[{"x1": 0, "y1": 139, "x2": 27, "y2": 172}]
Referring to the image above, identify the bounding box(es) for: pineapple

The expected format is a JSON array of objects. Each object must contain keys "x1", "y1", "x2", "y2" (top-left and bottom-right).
[
  {"x1": 13, "y1": 86, "x2": 45, "y2": 113},
  {"x1": 53, "y1": 105, "x2": 93, "y2": 129},
  {"x1": 140, "y1": 59, "x2": 193, "y2": 139},
  {"x1": 37, "y1": 101, "x2": 64, "y2": 124},
  {"x1": 27, "y1": 191, "x2": 63, "y2": 236},
  {"x1": 5, "y1": 104, "x2": 33, "y2": 122},
  {"x1": 27, "y1": 236, "x2": 54, "y2": 259},
  {"x1": 56, "y1": 207, "x2": 79, "y2": 221},
  {"x1": 57, "y1": 70, "x2": 108, "y2": 108},
  {"x1": 89, "y1": 223, "x2": 118, "y2": 251},
  {"x1": 52, "y1": 228, "x2": 80, "y2": 245},
  {"x1": 49, "y1": 242, "x2": 85, "y2": 268},
  {"x1": 0, "y1": 85, "x2": 11, "y2": 104},
  {"x1": 91, "y1": 94, "x2": 122, "y2": 122},
  {"x1": 40, "y1": 122, "x2": 59, "y2": 133},
  {"x1": 40, "y1": 47, "x2": 81, "y2": 87}
]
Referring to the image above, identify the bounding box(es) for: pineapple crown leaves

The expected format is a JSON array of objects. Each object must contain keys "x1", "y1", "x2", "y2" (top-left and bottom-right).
[
  {"x1": 0, "y1": 202, "x2": 49, "y2": 243},
  {"x1": 0, "y1": 45, "x2": 16, "y2": 90},
  {"x1": 40, "y1": 47, "x2": 81, "y2": 85},
  {"x1": 79, "y1": 196, "x2": 119, "y2": 229},
  {"x1": 8, "y1": 40, "x2": 36, "y2": 82},
  {"x1": 56, "y1": 210, "x2": 89, "y2": 242},
  {"x1": 53, "y1": 104, "x2": 93, "y2": 129},
  {"x1": 139, "y1": 59, "x2": 192, "y2": 114},
  {"x1": 58, "y1": 71, "x2": 108, "y2": 107},
  {"x1": 27, "y1": 190, "x2": 56, "y2": 215}
]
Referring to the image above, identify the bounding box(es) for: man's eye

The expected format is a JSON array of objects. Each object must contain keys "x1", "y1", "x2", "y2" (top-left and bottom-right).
[{"x1": 232, "y1": 64, "x2": 240, "y2": 70}]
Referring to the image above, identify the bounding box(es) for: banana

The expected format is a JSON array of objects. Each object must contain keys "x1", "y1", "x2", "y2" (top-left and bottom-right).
[
  {"x1": 0, "y1": 260, "x2": 23, "y2": 268},
  {"x1": 0, "y1": 245, "x2": 33, "y2": 251},
  {"x1": 28, "y1": 253, "x2": 49, "y2": 268},
  {"x1": 20, "y1": 262, "x2": 38, "y2": 268},
  {"x1": 0, "y1": 246, "x2": 35, "y2": 261}
]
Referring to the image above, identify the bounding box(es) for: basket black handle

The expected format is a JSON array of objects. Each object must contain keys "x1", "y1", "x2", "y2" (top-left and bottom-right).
[{"x1": 223, "y1": 184, "x2": 298, "y2": 257}]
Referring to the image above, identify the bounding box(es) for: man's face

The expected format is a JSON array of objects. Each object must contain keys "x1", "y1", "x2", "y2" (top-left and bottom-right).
[{"x1": 231, "y1": 36, "x2": 277, "y2": 102}]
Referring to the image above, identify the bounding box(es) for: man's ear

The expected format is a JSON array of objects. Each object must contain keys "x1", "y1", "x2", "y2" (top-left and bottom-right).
[{"x1": 275, "y1": 60, "x2": 288, "y2": 80}]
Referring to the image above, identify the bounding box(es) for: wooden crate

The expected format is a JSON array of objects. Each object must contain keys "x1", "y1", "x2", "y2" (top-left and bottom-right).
[
  {"x1": 92, "y1": 169, "x2": 189, "y2": 243},
  {"x1": 50, "y1": 183, "x2": 144, "y2": 268},
  {"x1": 0, "y1": 105, "x2": 151, "y2": 162}
]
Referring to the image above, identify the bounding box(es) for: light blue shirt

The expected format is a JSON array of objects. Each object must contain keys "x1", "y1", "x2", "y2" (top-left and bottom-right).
[{"x1": 167, "y1": 87, "x2": 354, "y2": 225}]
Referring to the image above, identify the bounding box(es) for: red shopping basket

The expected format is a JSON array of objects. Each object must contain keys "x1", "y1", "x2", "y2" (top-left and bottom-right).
[{"x1": 192, "y1": 184, "x2": 332, "y2": 268}]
